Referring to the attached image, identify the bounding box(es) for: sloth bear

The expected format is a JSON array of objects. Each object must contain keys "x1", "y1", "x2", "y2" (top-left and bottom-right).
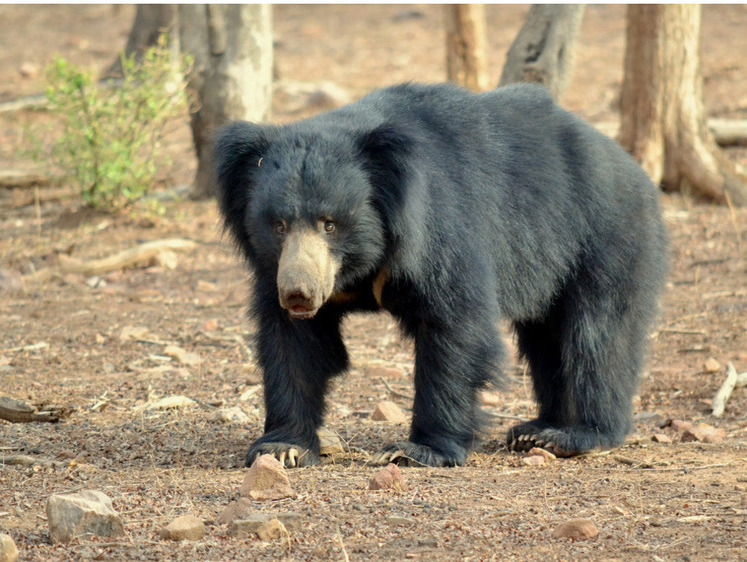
[{"x1": 215, "y1": 82, "x2": 668, "y2": 468}]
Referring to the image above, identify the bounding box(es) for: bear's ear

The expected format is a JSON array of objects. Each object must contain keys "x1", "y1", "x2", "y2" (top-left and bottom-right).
[
  {"x1": 213, "y1": 121, "x2": 273, "y2": 258},
  {"x1": 357, "y1": 123, "x2": 414, "y2": 220}
]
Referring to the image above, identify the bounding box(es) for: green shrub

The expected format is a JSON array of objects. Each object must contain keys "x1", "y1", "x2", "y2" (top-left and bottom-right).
[{"x1": 36, "y1": 36, "x2": 190, "y2": 212}]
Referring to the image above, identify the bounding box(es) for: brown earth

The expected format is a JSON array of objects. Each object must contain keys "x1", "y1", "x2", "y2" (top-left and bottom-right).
[{"x1": 1, "y1": 5, "x2": 746, "y2": 561}]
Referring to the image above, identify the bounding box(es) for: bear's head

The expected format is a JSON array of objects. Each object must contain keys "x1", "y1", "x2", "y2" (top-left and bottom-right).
[{"x1": 214, "y1": 120, "x2": 412, "y2": 319}]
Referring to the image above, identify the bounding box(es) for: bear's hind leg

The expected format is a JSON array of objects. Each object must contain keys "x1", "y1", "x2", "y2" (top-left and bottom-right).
[{"x1": 508, "y1": 283, "x2": 650, "y2": 457}]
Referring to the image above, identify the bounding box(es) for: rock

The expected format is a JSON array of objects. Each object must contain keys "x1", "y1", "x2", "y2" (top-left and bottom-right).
[
  {"x1": 163, "y1": 345, "x2": 201, "y2": 366},
  {"x1": 318, "y1": 426, "x2": 345, "y2": 455},
  {"x1": 241, "y1": 454, "x2": 296, "y2": 500},
  {"x1": 369, "y1": 463, "x2": 404, "y2": 491},
  {"x1": 19, "y1": 61, "x2": 40, "y2": 78},
  {"x1": 681, "y1": 423, "x2": 725, "y2": 444},
  {"x1": 704, "y1": 357, "x2": 721, "y2": 373},
  {"x1": 552, "y1": 518, "x2": 599, "y2": 541},
  {"x1": 521, "y1": 455, "x2": 546, "y2": 466},
  {"x1": 162, "y1": 514, "x2": 205, "y2": 541},
  {"x1": 0, "y1": 534, "x2": 19, "y2": 562},
  {"x1": 257, "y1": 518, "x2": 288, "y2": 541},
  {"x1": 46, "y1": 490, "x2": 125, "y2": 544},
  {"x1": 652, "y1": 433, "x2": 673, "y2": 443},
  {"x1": 0, "y1": 269, "x2": 24, "y2": 293},
  {"x1": 527, "y1": 447, "x2": 557, "y2": 461},
  {"x1": 371, "y1": 400, "x2": 407, "y2": 423},
  {"x1": 119, "y1": 325, "x2": 149, "y2": 342},
  {"x1": 209, "y1": 406, "x2": 249, "y2": 424}
]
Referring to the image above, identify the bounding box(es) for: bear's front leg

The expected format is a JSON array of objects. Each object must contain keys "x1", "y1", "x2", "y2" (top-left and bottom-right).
[
  {"x1": 377, "y1": 321, "x2": 501, "y2": 467},
  {"x1": 246, "y1": 301, "x2": 349, "y2": 468}
]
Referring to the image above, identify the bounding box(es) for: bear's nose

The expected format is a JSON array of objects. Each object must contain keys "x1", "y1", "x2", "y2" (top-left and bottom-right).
[{"x1": 282, "y1": 290, "x2": 316, "y2": 319}]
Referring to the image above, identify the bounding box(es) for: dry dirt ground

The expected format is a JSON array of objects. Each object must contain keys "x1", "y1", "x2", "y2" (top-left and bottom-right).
[{"x1": 1, "y1": 5, "x2": 746, "y2": 561}]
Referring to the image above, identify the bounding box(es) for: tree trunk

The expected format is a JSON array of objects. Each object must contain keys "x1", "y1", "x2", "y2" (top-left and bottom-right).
[
  {"x1": 445, "y1": 5, "x2": 488, "y2": 92},
  {"x1": 498, "y1": 5, "x2": 585, "y2": 103},
  {"x1": 106, "y1": 5, "x2": 179, "y2": 78},
  {"x1": 620, "y1": 5, "x2": 747, "y2": 206},
  {"x1": 179, "y1": 5, "x2": 273, "y2": 200}
]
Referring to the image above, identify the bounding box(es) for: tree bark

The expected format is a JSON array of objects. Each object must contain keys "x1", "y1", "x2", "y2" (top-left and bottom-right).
[
  {"x1": 498, "y1": 5, "x2": 585, "y2": 103},
  {"x1": 179, "y1": 5, "x2": 273, "y2": 200},
  {"x1": 105, "y1": 6, "x2": 179, "y2": 78},
  {"x1": 620, "y1": 5, "x2": 747, "y2": 206},
  {"x1": 445, "y1": 5, "x2": 489, "y2": 92}
]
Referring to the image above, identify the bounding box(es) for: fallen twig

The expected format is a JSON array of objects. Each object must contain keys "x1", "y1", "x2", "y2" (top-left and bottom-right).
[
  {"x1": 23, "y1": 238, "x2": 198, "y2": 283},
  {"x1": 712, "y1": 362, "x2": 747, "y2": 417},
  {"x1": 0, "y1": 395, "x2": 72, "y2": 423}
]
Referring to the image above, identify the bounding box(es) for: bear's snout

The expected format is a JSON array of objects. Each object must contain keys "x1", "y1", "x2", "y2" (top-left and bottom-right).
[{"x1": 277, "y1": 227, "x2": 339, "y2": 319}]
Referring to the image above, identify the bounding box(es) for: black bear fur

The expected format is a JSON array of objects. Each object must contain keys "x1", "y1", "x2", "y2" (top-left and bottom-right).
[{"x1": 214, "y1": 82, "x2": 669, "y2": 467}]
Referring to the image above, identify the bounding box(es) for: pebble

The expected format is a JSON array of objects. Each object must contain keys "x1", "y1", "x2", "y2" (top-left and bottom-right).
[
  {"x1": 209, "y1": 406, "x2": 249, "y2": 424},
  {"x1": 46, "y1": 490, "x2": 125, "y2": 544},
  {"x1": 257, "y1": 518, "x2": 288, "y2": 541},
  {"x1": 318, "y1": 426, "x2": 345, "y2": 455},
  {"x1": 163, "y1": 345, "x2": 201, "y2": 366},
  {"x1": 703, "y1": 357, "x2": 721, "y2": 373},
  {"x1": 371, "y1": 400, "x2": 407, "y2": 423},
  {"x1": 0, "y1": 534, "x2": 19, "y2": 562},
  {"x1": 369, "y1": 463, "x2": 404, "y2": 491},
  {"x1": 241, "y1": 454, "x2": 296, "y2": 500},
  {"x1": 162, "y1": 514, "x2": 205, "y2": 541},
  {"x1": 0, "y1": 268, "x2": 24, "y2": 293},
  {"x1": 552, "y1": 518, "x2": 599, "y2": 541}
]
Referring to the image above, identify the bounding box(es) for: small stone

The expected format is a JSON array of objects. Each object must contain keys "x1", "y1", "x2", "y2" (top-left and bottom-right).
[
  {"x1": 318, "y1": 426, "x2": 345, "y2": 455},
  {"x1": 652, "y1": 433, "x2": 673, "y2": 443},
  {"x1": 704, "y1": 357, "x2": 721, "y2": 373},
  {"x1": 521, "y1": 455, "x2": 546, "y2": 466},
  {"x1": 681, "y1": 423, "x2": 725, "y2": 444},
  {"x1": 257, "y1": 518, "x2": 288, "y2": 541},
  {"x1": 552, "y1": 518, "x2": 599, "y2": 541},
  {"x1": 119, "y1": 325, "x2": 149, "y2": 342},
  {"x1": 371, "y1": 400, "x2": 407, "y2": 423},
  {"x1": 19, "y1": 61, "x2": 40, "y2": 78},
  {"x1": 241, "y1": 454, "x2": 296, "y2": 500},
  {"x1": 47, "y1": 490, "x2": 125, "y2": 544},
  {"x1": 162, "y1": 514, "x2": 205, "y2": 541},
  {"x1": 369, "y1": 463, "x2": 404, "y2": 491},
  {"x1": 200, "y1": 318, "x2": 220, "y2": 331},
  {"x1": 0, "y1": 534, "x2": 19, "y2": 562},
  {"x1": 163, "y1": 345, "x2": 201, "y2": 366},
  {"x1": 527, "y1": 447, "x2": 557, "y2": 460},
  {"x1": 209, "y1": 406, "x2": 249, "y2": 424}
]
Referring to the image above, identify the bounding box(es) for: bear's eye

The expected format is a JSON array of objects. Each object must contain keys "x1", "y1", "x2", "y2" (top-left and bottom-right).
[
  {"x1": 273, "y1": 220, "x2": 286, "y2": 235},
  {"x1": 323, "y1": 220, "x2": 336, "y2": 233}
]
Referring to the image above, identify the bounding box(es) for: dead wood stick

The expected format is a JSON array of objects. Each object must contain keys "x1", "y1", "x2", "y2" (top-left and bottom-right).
[
  {"x1": 712, "y1": 362, "x2": 747, "y2": 417},
  {"x1": 0, "y1": 396, "x2": 67, "y2": 423},
  {"x1": 23, "y1": 238, "x2": 197, "y2": 282},
  {"x1": 593, "y1": 119, "x2": 747, "y2": 147}
]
